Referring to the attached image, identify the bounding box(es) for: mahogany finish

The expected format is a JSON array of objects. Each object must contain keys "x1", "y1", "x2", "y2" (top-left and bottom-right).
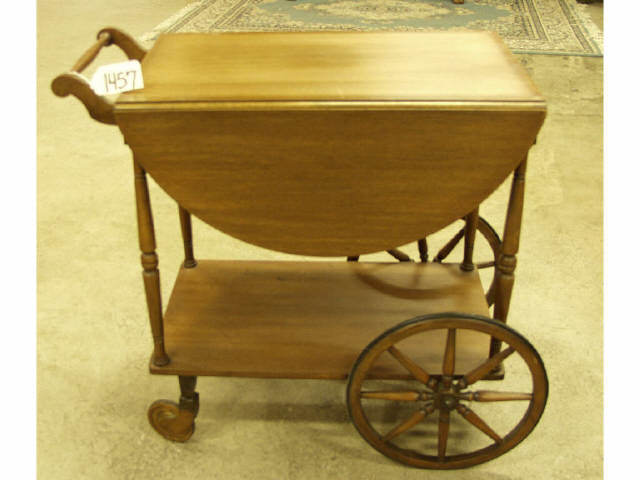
[
  {"x1": 147, "y1": 375, "x2": 199, "y2": 442},
  {"x1": 346, "y1": 313, "x2": 548, "y2": 469},
  {"x1": 119, "y1": 32, "x2": 541, "y2": 104},
  {"x1": 52, "y1": 29, "x2": 547, "y2": 468},
  {"x1": 492, "y1": 159, "x2": 528, "y2": 356},
  {"x1": 114, "y1": 31, "x2": 545, "y2": 257},
  {"x1": 178, "y1": 206, "x2": 197, "y2": 268},
  {"x1": 152, "y1": 261, "x2": 491, "y2": 379},
  {"x1": 51, "y1": 27, "x2": 146, "y2": 125},
  {"x1": 133, "y1": 160, "x2": 169, "y2": 367},
  {"x1": 462, "y1": 208, "x2": 480, "y2": 272}
]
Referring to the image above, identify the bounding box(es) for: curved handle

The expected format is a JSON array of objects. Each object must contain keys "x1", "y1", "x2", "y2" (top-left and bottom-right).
[
  {"x1": 97, "y1": 27, "x2": 147, "y2": 62},
  {"x1": 71, "y1": 31, "x2": 112, "y2": 74},
  {"x1": 51, "y1": 27, "x2": 147, "y2": 125}
]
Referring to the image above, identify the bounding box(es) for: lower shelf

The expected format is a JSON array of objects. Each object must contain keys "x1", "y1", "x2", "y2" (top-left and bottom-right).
[{"x1": 150, "y1": 260, "x2": 491, "y2": 379}]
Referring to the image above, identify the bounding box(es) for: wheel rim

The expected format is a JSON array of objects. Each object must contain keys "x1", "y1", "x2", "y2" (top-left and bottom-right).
[{"x1": 347, "y1": 313, "x2": 547, "y2": 469}]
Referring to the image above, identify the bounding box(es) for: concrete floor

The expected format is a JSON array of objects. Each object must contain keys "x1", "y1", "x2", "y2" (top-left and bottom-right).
[{"x1": 38, "y1": 1, "x2": 603, "y2": 478}]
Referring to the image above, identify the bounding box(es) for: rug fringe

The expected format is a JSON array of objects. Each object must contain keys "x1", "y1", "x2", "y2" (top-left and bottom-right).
[{"x1": 570, "y1": 0, "x2": 603, "y2": 54}]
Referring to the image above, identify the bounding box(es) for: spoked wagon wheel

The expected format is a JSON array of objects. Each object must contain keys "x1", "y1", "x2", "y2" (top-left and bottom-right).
[
  {"x1": 346, "y1": 313, "x2": 547, "y2": 469},
  {"x1": 347, "y1": 217, "x2": 501, "y2": 306}
]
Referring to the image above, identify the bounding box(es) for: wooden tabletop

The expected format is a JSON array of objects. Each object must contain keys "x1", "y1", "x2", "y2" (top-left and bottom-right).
[
  {"x1": 115, "y1": 31, "x2": 545, "y2": 256},
  {"x1": 117, "y1": 31, "x2": 543, "y2": 107}
]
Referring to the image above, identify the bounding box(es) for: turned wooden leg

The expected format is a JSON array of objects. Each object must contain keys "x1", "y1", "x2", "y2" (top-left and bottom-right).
[
  {"x1": 148, "y1": 376, "x2": 199, "y2": 442},
  {"x1": 133, "y1": 159, "x2": 169, "y2": 367},
  {"x1": 178, "y1": 205, "x2": 197, "y2": 268},
  {"x1": 491, "y1": 158, "x2": 527, "y2": 357}
]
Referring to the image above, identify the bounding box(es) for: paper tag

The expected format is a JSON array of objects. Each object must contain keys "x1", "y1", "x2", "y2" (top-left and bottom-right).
[{"x1": 90, "y1": 60, "x2": 144, "y2": 95}]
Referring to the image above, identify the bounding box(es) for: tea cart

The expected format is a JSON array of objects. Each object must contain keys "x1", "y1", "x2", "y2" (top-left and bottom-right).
[{"x1": 52, "y1": 28, "x2": 548, "y2": 469}]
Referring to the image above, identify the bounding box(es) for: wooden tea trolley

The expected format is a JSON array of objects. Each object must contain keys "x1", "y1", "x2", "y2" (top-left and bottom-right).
[{"x1": 53, "y1": 28, "x2": 547, "y2": 469}]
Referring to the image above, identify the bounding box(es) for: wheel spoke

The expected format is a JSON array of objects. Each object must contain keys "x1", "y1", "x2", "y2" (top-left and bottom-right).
[
  {"x1": 442, "y1": 328, "x2": 456, "y2": 377},
  {"x1": 360, "y1": 390, "x2": 424, "y2": 401},
  {"x1": 457, "y1": 390, "x2": 532, "y2": 402},
  {"x1": 346, "y1": 313, "x2": 549, "y2": 469},
  {"x1": 417, "y1": 238, "x2": 428, "y2": 262},
  {"x1": 462, "y1": 346, "x2": 515, "y2": 386},
  {"x1": 437, "y1": 409, "x2": 450, "y2": 460},
  {"x1": 456, "y1": 404, "x2": 502, "y2": 443},
  {"x1": 382, "y1": 407, "x2": 433, "y2": 442},
  {"x1": 387, "y1": 248, "x2": 413, "y2": 262},
  {"x1": 387, "y1": 345, "x2": 431, "y2": 385},
  {"x1": 434, "y1": 227, "x2": 465, "y2": 262},
  {"x1": 472, "y1": 390, "x2": 533, "y2": 402}
]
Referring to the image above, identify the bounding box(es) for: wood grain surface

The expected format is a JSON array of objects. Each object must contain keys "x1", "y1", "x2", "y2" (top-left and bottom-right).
[
  {"x1": 118, "y1": 31, "x2": 543, "y2": 103},
  {"x1": 150, "y1": 261, "x2": 491, "y2": 378},
  {"x1": 119, "y1": 108, "x2": 543, "y2": 255},
  {"x1": 115, "y1": 31, "x2": 545, "y2": 256}
]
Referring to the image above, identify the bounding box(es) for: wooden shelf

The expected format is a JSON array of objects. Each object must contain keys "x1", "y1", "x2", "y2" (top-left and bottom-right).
[{"x1": 151, "y1": 260, "x2": 491, "y2": 379}]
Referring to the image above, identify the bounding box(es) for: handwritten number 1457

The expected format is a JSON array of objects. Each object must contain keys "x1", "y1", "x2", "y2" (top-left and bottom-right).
[{"x1": 104, "y1": 70, "x2": 137, "y2": 93}]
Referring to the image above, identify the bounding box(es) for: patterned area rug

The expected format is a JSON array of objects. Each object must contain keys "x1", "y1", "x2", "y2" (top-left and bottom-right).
[{"x1": 142, "y1": 0, "x2": 602, "y2": 56}]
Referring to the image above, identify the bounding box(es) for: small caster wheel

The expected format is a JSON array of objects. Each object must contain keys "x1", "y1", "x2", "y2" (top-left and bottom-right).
[{"x1": 148, "y1": 399, "x2": 196, "y2": 442}]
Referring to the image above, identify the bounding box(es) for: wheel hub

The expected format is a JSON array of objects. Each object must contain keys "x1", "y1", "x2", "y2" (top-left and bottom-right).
[
  {"x1": 429, "y1": 379, "x2": 460, "y2": 411},
  {"x1": 439, "y1": 394, "x2": 458, "y2": 411}
]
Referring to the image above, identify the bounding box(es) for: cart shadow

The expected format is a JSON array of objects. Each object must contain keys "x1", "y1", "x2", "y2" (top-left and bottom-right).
[
  {"x1": 201, "y1": 400, "x2": 349, "y2": 423},
  {"x1": 197, "y1": 399, "x2": 475, "y2": 466},
  {"x1": 196, "y1": 400, "x2": 389, "y2": 465},
  {"x1": 352, "y1": 263, "x2": 465, "y2": 300}
]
